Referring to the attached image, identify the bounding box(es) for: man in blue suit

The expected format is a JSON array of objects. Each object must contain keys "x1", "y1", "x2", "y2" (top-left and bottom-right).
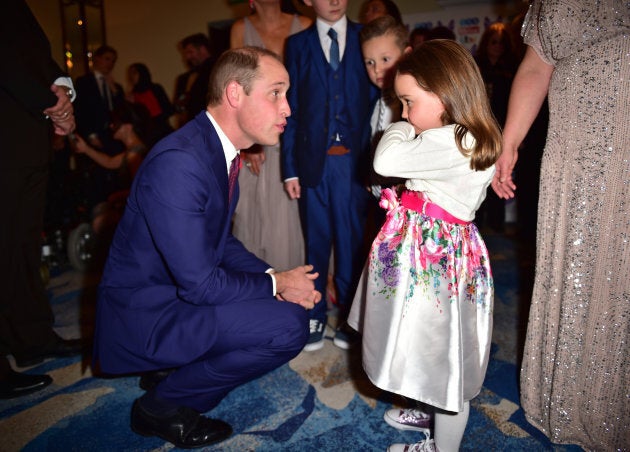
[
  {"x1": 93, "y1": 47, "x2": 321, "y2": 449},
  {"x1": 282, "y1": 0, "x2": 378, "y2": 351}
]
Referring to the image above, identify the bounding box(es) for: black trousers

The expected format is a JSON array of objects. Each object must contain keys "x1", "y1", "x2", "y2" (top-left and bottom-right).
[{"x1": 0, "y1": 164, "x2": 57, "y2": 360}]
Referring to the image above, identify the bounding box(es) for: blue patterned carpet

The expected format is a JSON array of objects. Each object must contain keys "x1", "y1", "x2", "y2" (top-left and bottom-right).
[{"x1": 0, "y1": 233, "x2": 584, "y2": 451}]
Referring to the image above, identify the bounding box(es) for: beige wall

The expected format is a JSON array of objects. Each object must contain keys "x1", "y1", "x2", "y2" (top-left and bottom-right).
[{"x1": 26, "y1": 0, "x2": 513, "y2": 101}]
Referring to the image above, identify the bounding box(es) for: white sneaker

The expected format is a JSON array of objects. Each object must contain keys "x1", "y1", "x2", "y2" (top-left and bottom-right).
[
  {"x1": 387, "y1": 438, "x2": 436, "y2": 452},
  {"x1": 302, "y1": 319, "x2": 325, "y2": 352},
  {"x1": 384, "y1": 408, "x2": 432, "y2": 435}
]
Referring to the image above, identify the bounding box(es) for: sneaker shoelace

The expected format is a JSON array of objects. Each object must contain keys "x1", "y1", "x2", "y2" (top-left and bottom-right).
[
  {"x1": 406, "y1": 439, "x2": 436, "y2": 452},
  {"x1": 400, "y1": 408, "x2": 431, "y2": 422},
  {"x1": 309, "y1": 319, "x2": 323, "y2": 334}
]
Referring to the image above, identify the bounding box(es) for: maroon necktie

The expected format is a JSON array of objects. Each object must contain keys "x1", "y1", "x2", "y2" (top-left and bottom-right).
[{"x1": 228, "y1": 153, "x2": 240, "y2": 205}]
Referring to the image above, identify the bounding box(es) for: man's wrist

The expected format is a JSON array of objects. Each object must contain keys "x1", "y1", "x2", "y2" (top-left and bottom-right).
[{"x1": 60, "y1": 85, "x2": 74, "y2": 98}]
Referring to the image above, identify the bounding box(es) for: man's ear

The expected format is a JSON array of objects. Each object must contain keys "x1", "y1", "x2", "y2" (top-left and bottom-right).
[
  {"x1": 225, "y1": 80, "x2": 241, "y2": 108},
  {"x1": 403, "y1": 46, "x2": 413, "y2": 55}
]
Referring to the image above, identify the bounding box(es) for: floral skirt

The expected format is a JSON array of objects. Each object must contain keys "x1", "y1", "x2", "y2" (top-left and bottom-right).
[{"x1": 348, "y1": 189, "x2": 493, "y2": 412}]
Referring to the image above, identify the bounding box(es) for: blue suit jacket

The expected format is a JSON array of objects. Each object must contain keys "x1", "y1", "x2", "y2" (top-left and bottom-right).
[
  {"x1": 94, "y1": 112, "x2": 273, "y2": 373},
  {"x1": 281, "y1": 20, "x2": 378, "y2": 187}
]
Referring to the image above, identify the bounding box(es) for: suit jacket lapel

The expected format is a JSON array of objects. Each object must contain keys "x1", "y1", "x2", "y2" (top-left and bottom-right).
[
  {"x1": 307, "y1": 26, "x2": 328, "y2": 88},
  {"x1": 194, "y1": 112, "x2": 230, "y2": 205}
]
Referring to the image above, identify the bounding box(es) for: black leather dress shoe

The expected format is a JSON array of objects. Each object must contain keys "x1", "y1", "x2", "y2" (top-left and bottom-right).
[
  {"x1": 130, "y1": 399, "x2": 232, "y2": 448},
  {"x1": 139, "y1": 368, "x2": 176, "y2": 391},
  {"x1": 14, "y1": 335, "x2": 84, "y2": 368},
  {"x1": 0, "y1": 369, "x2": 52, "y2": 399}
]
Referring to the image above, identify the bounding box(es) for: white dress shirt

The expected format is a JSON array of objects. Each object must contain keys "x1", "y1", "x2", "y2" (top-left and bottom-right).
[{"x1": 316, "y1": 16, "x2": 347, "y2": 62}]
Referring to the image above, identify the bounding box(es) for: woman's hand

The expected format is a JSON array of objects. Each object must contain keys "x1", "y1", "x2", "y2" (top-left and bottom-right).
[
  {"x1": 70, "y1": 133, "x2": 90, "y2": 155},
  {"x1": 242, "y1": 148, "x2": 265, "y2": 176},
  {"x1": 491, "y1": 144, "x2": 518, "y2": 199}
]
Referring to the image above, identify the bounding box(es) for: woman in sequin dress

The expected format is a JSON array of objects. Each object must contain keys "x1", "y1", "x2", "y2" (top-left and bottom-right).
[
  {"x1": 229, "y1": 0, "x2": 311, "y2": 271},
  {"x1": 492, "y1": 1, "x2": 629, "y2": 449}
]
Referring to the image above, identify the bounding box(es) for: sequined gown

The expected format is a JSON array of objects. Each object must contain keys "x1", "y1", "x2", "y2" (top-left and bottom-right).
[
  {"x1": 231, "y1": 16, "x2": 305, "y2": 271},
  {"x1": 520, "y1": 2, "x2": 629, "y2": 449}
]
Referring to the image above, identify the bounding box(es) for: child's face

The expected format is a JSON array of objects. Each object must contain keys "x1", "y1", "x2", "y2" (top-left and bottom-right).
[
  {"x1": 304, "y1": 0, "x2": 347, "y2": 25},
  {"x1": 395, "y1": 74, "x2": 445, "y2": 134},
  {"x1": 362, "y1": 34, "x2": 405, "y2": 89}
]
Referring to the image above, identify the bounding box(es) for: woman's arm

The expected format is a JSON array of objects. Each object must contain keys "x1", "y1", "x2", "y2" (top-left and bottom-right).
[
  {"x1": 73, "y1": 134, "x2": 125, "y2": 170},
  {"x1": 229, "y1": 19, "x2": 245, "y2": 49},
  {"x1": 492, "y1": 46, "x2": 553, "y2": 199}
]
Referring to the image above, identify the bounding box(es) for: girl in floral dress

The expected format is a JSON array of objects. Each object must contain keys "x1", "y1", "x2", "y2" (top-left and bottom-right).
[{"x1": 348, "y1": 40, "x2": 502, "y2": 452}]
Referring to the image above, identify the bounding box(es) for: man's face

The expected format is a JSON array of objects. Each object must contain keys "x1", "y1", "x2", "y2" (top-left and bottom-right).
[
  {"x1": 304, "y1": 0, "x2": 348, "y2": 25},
  {"x1": 93, "y1": 51, "x2": 116, "y2": 74},
  {"x1": 183, "y1": 44, "x2": 209, "y2": 68},
  {"x1": 237, "y1": 56, "x2": 291, "y2": 148}
]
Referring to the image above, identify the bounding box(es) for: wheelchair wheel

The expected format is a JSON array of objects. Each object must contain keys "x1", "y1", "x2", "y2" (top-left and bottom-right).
[{"x1": 67, "y1": 222, "x2": 95, "y2": 272}]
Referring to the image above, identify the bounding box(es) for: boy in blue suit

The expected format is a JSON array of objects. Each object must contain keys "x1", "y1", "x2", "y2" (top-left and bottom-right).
[
  {"x1": 93, "y1": 47, "x2": 321, "y2": 449},
  {"x1": 282, "y1": 0, "x2": 378, "y2": 351}
]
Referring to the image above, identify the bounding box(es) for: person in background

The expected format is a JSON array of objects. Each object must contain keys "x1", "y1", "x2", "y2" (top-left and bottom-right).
[
  {"x1": 74, "y1": 45, "x2": 124, "y2": 149},
  {"x1": 349, "y1": 39, "x2": 502, "y2": 452},
  {"x1": 93, "y1": 47, "x2": 321, "y2": 449},
  {"x1": 126, "y1": 62, "x2": 174, "y2": 145},
  {"x1": 359, "y1": 0, "x2": 403, "y2": 25},
  {"x1": 409, "y1": 27, "x2": 429, "y2": 48},
  {"x1": 360, "y1": 15, "x2": 411, "y2": 200},
  {"x1": 172, "y1": 33, "x2": 217, "y2": 128},
  {"x1": 492, "y1": 1, "x2": 629, "y2": 449},
  {"x1": 71, "y1": 102, "x2": 152, "y2": 237},
  {"x1": 427, "y1": 25, "x2": 455, "y2": 41},
  {"x1": 0, "y1": 0, "x2": 82, "y2": 399},
  {"x1": 229, "y1": 0, "x2": 310, "y2": 272},
  {"x1": 282, "y1": 0, "x2": 378, "y2": 352},
  {"x1": 73, "y1": 44, "x2": 125, "y2": 208},
  {"x1": 474, "y1": 22, "x2": 517, "y2": 233}
]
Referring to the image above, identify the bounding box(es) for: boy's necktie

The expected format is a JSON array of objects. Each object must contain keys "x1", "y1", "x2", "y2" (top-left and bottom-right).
[
  {"x1": 328, "y1": 28, "x2": 339, "y2": 71},
  {"x1": 228, "y1": 153, "x2": 240, "y2": 205},
  {"x1": 99, "y1": 76, "x2": 112, "y2": 111}
]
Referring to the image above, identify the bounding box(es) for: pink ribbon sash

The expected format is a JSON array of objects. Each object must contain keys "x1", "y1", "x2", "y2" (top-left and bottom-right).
[{"x1": 400, "y1": 190, "x2": 470, "y2": 225}]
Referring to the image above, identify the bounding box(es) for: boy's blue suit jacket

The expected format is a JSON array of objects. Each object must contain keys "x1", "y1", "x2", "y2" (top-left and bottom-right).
[{"x1": 282, "y1": 20, "x2": 379, "y2": 187}]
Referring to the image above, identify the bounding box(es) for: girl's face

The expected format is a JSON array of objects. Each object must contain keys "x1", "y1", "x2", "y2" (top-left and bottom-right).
[{"x1": 395, "y1": 73, "x2": 445, "y2": 134}]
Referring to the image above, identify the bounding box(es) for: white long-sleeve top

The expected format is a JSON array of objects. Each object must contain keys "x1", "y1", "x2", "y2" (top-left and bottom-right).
[{"x1": 373, "y1": 122, "x2": 495, "y2": 222}]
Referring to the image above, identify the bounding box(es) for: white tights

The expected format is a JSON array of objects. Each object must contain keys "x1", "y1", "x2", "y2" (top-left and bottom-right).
[{"x1": 433, "y1": 401, "x2": 470, "y2": 452}]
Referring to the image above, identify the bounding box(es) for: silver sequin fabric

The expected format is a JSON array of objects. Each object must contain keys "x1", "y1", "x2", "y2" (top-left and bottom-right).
[{"x1": 520, "y1": 1, "x2": 629, "y2": 450}]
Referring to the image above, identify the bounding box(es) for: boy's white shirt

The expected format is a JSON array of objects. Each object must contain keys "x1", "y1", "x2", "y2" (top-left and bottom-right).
[{"x1": 315, "y1": 16, "x2": 347, "y2": 62}]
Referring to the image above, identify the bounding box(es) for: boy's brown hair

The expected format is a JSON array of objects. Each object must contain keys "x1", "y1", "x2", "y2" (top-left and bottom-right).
[{"x1": 360, "y1": 15, "x2": 408, "y2": 51}]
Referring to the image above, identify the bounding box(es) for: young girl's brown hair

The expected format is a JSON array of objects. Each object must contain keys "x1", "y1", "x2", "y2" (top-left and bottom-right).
[{"x1": 396, "y1": 39, "x2": 502, "y2": 171}]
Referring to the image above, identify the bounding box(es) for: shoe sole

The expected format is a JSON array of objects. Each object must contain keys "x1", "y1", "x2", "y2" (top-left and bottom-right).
[
  {"x1": 131, "y1": 414, "x2": 231, "y2": 449},
  {"x1": 384, "y1": 413, "x2": 431, "y2": 434},
  {"x1": 302, "y1": 339, "x2": 325, "y2": 352},
  {"x1": 131, "y1": 424, "x2": 225, "y2": 450},
  {"x1": 332, "y1": 337, "x2": 356, "y2": 350}
]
